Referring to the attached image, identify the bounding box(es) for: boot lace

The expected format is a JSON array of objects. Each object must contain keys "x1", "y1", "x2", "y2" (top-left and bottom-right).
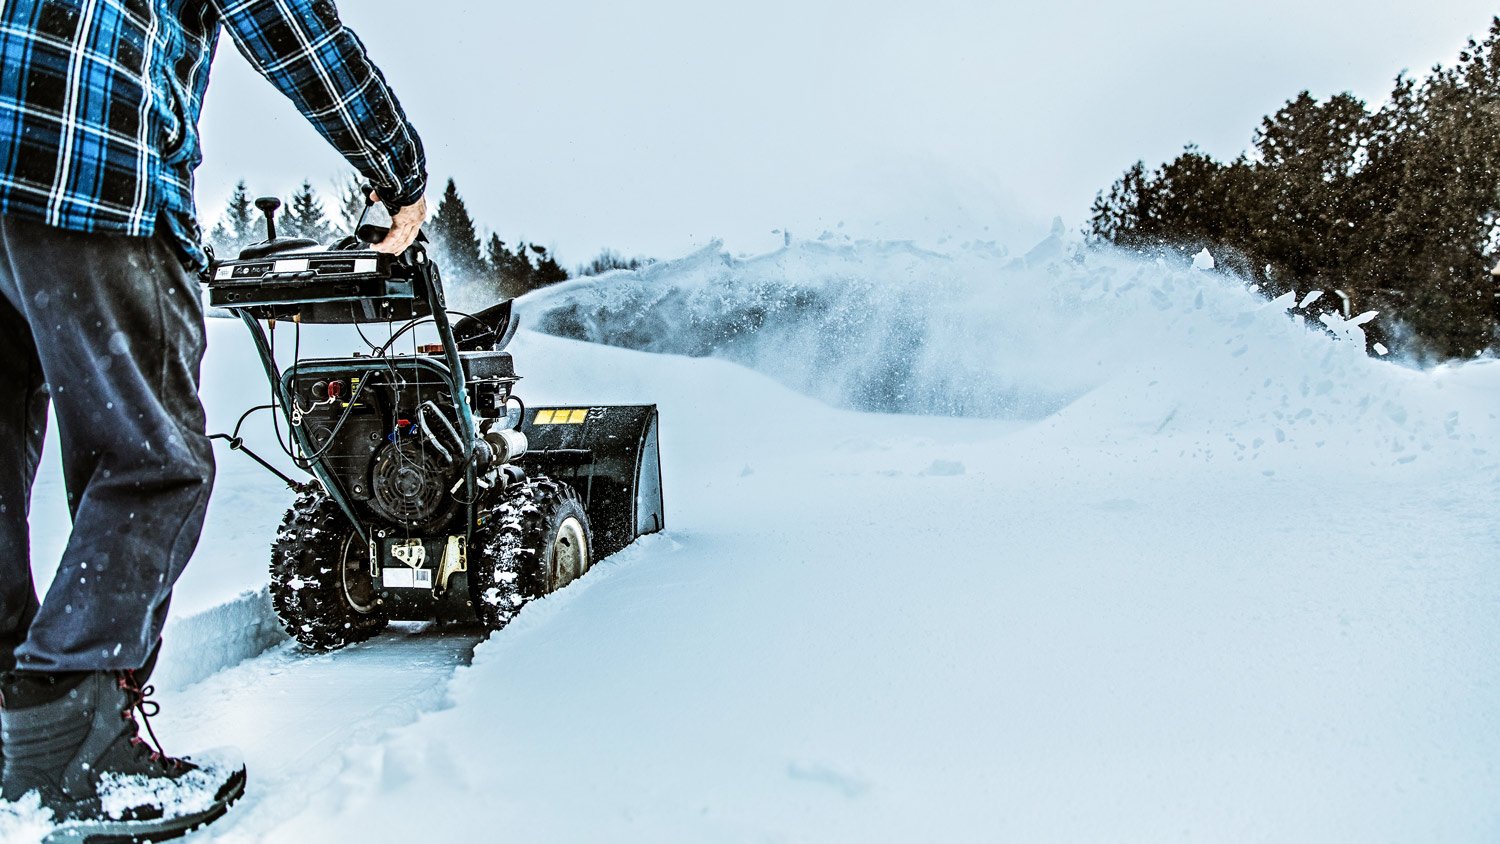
[{"x1": 118, "y1": 671, "x2": 189, "y2": 775}]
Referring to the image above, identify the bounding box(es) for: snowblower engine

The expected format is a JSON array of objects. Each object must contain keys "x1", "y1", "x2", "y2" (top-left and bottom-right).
[{"x1": 206, "y1": 193, "x2": 664, "y2": 650}]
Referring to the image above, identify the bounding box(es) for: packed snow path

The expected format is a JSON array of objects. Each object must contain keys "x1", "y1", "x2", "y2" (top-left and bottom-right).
[{"x1": 157, "y1": 627, "x2": 480, "y2": 840}]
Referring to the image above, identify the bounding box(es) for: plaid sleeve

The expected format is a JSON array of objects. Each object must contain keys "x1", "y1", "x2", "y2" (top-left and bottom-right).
[{"x1": 212, "y1": 0, "x2": 427, "y2": 207}]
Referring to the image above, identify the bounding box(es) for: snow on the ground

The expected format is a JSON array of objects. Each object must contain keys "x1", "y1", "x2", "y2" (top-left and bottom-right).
[{"x1": 17, "y1": 235, "x2": 1500, "y2": 842}]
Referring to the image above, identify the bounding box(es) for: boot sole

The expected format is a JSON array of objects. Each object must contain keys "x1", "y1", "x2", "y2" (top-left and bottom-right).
[{"x1": 41, "y1": 767, "x2": 247, "y2": 844}]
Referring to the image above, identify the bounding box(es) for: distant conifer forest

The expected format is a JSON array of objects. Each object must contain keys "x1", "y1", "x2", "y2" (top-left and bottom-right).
[{"x1": 1090, "y1": 17, "x2": 1500, "y2": 359}]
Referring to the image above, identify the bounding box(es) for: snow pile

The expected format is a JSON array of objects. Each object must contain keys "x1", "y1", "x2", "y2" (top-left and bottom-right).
[{"x1": 0, "y1": 795, "x2": 54, "y2": 844}]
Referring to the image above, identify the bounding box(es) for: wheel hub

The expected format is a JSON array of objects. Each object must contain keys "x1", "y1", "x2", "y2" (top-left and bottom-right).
[{"x1": 549, "y1": 516, "x2": 590, "y2": 591}]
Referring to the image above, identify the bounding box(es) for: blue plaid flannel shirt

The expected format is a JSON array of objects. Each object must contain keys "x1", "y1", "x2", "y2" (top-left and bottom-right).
[{"x1": 0, "y1": 0, "x2": 427, "y2": 270}]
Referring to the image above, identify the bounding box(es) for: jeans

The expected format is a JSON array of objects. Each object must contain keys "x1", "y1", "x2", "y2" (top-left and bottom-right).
[{"x1": 0, "y1": 214, "x2": 213, "y2": 673}]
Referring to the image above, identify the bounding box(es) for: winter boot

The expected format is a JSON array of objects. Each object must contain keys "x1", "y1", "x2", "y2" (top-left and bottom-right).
[{"x1": 0, "y1": 666, "x2": 245, "y2": 842}]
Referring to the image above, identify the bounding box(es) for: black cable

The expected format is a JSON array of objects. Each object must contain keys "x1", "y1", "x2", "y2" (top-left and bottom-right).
[
  {"x1": 230, "y1": 404, "x2": 275, "y2": 440},
  {"x1": 208, "y1": 434, "x2": 299, "y2": 488},
  {"x1": 209, "y1": 403, "x2": 299, "y2": 486},
  {"x1": 372, "y1": 309, "x2": 484, "y2": 357},
  {"x1": 354, "y1": 319, "x2": 384, "y2": 355}
]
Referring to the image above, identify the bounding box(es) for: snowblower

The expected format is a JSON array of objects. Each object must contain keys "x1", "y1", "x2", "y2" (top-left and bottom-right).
[{"x1": 206, "y1": 194, "x2": 664, "y2": 650}]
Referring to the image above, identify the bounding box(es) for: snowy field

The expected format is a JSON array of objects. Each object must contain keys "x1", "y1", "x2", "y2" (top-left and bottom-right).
[{"x1": 12, "y1": 236, "x2": 1500, "y2": 842}]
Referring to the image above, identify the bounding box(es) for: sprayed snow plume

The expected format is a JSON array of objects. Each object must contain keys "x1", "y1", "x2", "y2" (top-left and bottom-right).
[{"x1": 519, "y1": 236, "x2": 1386, "y2": 426}]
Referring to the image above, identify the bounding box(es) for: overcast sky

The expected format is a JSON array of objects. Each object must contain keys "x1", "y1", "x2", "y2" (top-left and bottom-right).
[{"x1": 196, "y1": 1, "x2": 1499, "y2": 264}]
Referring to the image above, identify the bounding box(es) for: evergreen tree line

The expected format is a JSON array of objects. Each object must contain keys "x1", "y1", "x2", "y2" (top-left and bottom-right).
[
  {"x1": 1089, "y1": 17, "x2": 1500, "y2": 359},
  {"x1": 206, "y1": 176, "x2": 650, "y2": 302}
]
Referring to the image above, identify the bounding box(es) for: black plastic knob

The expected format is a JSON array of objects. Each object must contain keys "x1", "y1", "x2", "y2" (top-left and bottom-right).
[{"x1": 254, "y1": 196, "x2": 281, "y2": 240}]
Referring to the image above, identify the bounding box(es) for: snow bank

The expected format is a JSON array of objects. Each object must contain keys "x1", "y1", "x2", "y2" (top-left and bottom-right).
[{"x1": 153, "y1": 589, "x2": 285, "y2": 690}]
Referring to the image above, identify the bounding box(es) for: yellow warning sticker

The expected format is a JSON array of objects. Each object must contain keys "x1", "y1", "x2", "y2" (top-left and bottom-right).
[
  {"x1": 339, "y1": 377, "x2": 363, "y2": 408},
  {"x1": 534, "y1": 408, "x2": 589, "y2": 425}
]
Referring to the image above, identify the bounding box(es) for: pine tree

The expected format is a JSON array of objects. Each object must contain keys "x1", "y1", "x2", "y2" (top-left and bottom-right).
[
  {"x1": 485, "y1": 234, "x2": 520, "y2": 298},
  {"x1": 207, "y1": 180, "x2": 262, "y2": 258},
  {"x1": 485, "y1": 234, "x2": 508, "y2": 277},
  {"x1": 531, "y1": 244, "x2": 569, "y2": 289},
  {"x1": 487, "y1": 236, "x2": 536, "y2": 298},
  {"x1": 428, "y1": 178, "x2": 486, "y2": 284},
  {"x1": 514, "y1": 242, "x2": 540, "y2": 293},
  {"x1": 280, "y1": 179, "x2": 333, "y2": 243}
]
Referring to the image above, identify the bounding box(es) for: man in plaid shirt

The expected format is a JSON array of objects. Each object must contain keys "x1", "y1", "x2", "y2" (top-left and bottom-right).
[{"x1": 0, "y1": 0, "x2": 427, "y2": 836}]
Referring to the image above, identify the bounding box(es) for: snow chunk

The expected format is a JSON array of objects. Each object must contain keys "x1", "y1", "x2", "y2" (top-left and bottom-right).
[
  {"x1": 920, "y1": 459, "x2": 966, "y2": 477},
  {"x1": 1192, "y1": 248, "x2": 1215, "y2": 270},
  {"x1": 0, "y1": 792, "x2": 54, "y2": 843},
  {"x1": 97, "y1": 749, "x2": 242, "y2": 821}
]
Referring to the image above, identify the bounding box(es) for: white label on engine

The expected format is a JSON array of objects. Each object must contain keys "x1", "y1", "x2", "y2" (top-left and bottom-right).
[
  {"x1": 273, "y1": 258, "x2": 310, "y2": 273},
  {"x1": 354, "y1": 258, "x2": 378, "y2": 274},
  {"x1": 383, "y1": 568, "x2": 434, "y2": 589}
]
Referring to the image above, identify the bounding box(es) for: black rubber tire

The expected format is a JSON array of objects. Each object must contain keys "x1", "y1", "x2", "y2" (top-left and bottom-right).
[
  {"x1": 469, "y1": 476, "x2": 592, "y2": 631},
  {"x1": 270, "y1": 483, "x2": 388, "y2": 651}
]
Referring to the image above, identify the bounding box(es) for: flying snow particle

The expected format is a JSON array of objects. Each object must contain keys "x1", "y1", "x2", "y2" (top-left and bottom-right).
[{"x1": 1192, "y1": 249, "x2": 1215, "y2": 271}]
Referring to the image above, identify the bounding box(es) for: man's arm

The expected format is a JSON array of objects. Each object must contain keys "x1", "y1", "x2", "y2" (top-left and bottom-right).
[{"x1": 212, "y1": 0, "x2": 428, "y2": 247}]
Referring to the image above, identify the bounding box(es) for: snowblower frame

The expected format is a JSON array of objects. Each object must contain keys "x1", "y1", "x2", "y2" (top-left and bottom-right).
[
  {"x1": 229, "y1": 256, "x2": 474, "y2": 549},
  {"x1": 207, "y1": 195, "x2": 663, "y2": 643}
]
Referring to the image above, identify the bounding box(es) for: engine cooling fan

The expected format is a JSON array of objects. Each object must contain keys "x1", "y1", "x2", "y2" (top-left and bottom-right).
[{"x1": 369, "y1": 439, "x2": 451, "y2": 527}]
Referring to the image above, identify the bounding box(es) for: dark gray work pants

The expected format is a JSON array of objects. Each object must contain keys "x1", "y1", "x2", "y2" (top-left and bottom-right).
[{"x1": 0, "y1": 214, "x2": 213, "y2": 673}]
